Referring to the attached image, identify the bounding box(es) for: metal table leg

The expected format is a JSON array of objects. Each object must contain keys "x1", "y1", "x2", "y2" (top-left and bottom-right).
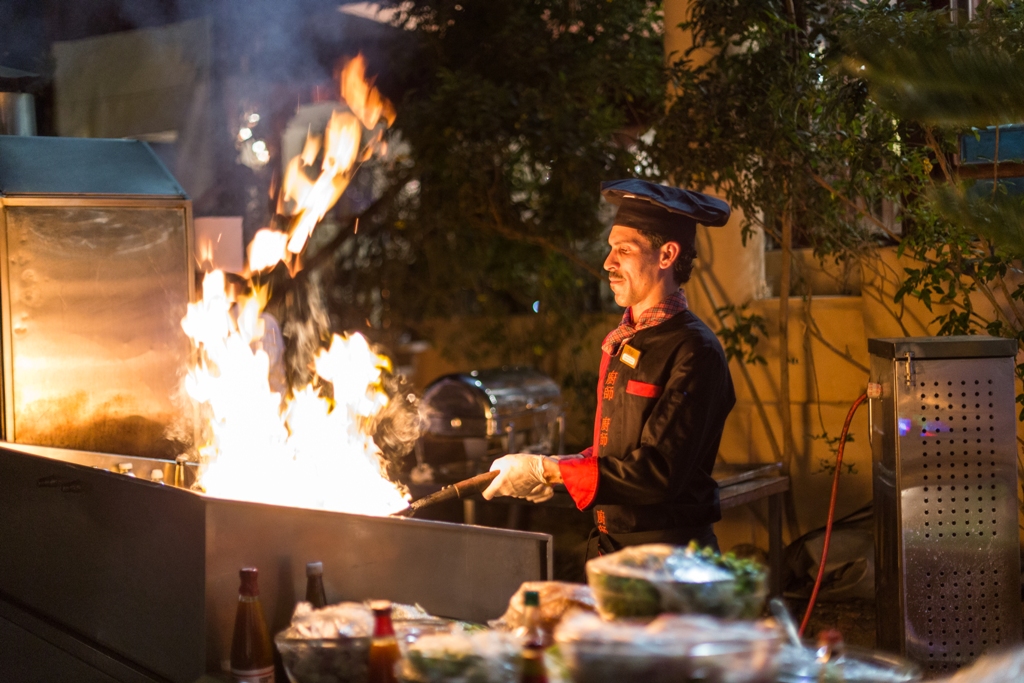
[{"x1": 768, "y1": 492, "x2": 784, "y2": 597}]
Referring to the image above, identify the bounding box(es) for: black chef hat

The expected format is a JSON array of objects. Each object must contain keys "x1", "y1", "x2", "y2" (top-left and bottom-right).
[{"x1": 601, "y1": 179, "x2": 731, "y2": 246}]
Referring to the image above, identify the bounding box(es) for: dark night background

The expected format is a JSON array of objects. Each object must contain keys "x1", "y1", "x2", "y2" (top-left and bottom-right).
[{"x1": 0, "y1": 0, "x2": 409, "y2": 227}]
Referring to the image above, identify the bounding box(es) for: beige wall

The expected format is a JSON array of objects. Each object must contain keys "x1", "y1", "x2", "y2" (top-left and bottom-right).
[{"x1": 690, "y1": 237, "x2": 952, "y2": 550}]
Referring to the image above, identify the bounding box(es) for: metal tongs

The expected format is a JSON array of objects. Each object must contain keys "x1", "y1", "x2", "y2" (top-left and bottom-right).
[{"x1": 392, "y1": 470, "x2": 499, "y2": 518}]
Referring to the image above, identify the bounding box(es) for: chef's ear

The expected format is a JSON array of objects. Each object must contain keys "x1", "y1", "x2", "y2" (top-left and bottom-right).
[{"x1": 659, "y1": 240, "x2": 681, "y2": 271}]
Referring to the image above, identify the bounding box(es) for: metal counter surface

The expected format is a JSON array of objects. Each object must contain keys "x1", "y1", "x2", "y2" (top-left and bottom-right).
[{"x1": 0, "y1": 443, "x2": 553, "y2": 682}]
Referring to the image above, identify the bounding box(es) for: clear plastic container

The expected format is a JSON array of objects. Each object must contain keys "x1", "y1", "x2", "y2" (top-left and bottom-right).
[
  {"x1": 399, "y1": 630, "x2": 522, "y2": 683},
  {"x1": 276, "y1": 634, "x2": 372, "y2": 683},
  {"x1": 554, "y1": 612, "x2": 780, "y2": 683},
  {"x1": 686, "y1": 639, "x2": 779, "y2": 683},
  {"x1": 274, "y1": 601, "x2": 375, "y2": 683},
  {"x1": 585, "y1": 544, "x2": 768, "y2": 620}
]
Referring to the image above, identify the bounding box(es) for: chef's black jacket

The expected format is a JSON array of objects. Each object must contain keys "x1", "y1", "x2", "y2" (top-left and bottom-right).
[{"x1": 559, "y1": 309, "x2": 736, "y2": 538}]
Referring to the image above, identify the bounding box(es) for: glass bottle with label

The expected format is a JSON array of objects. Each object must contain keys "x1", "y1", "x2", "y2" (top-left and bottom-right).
[
  {"x1": 520, "y1": 642, "x2": 548, "y2": 683},
  {"x1": 305, "y1": 561, "x2": 327, "y2": 608},
  {"x1": 368, "y1": 600, "x2": 401, "y2": 683},
  {"x1": 230, "y1": 567, "x2": 275, "y2": 683},
  {"x1": 515, "y1": 590, "x2": 548, "y2": 647},
  {"x1": 519, "y1": 591, "x2": 548, "y2": 683}
]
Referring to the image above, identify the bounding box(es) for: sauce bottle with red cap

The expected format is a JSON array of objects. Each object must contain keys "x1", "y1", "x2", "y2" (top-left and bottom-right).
[
  {"x1": 368, "y1": 600, "x2": 401, "y2": 683},
  {"x1": 230, "y1": 567, "x2": 275, "y2": 683}
]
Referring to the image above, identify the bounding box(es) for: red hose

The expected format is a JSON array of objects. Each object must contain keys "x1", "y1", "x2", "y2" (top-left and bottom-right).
[{"x1": 799, "y1": 392, "x2": 869, "y2": 637}]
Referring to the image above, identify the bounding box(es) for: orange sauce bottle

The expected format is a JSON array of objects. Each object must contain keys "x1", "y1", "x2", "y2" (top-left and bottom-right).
[{"x1": 368, "y1": 600, "x2": 401, "y2": 683}]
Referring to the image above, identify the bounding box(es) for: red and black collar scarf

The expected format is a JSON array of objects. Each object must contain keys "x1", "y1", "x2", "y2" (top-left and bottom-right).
[{"x1": 601, "y1": 288, "x2": 689, "y2": 356}]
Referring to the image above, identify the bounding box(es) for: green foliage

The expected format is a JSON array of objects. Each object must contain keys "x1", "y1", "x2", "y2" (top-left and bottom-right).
[
  {"x1": 845, "y1": 2, "x2": 1024, "y2": 127},
  {"x1": 842, "y1": 3, "x2": 1024, "y2": 410},
  {"x1": 714, "y1": 304, "x2": 768, "y2": 366},
  {"x1": 843, "y1": 3, "x2": 1024, "y2": 324},
  {"x1": 328, "y1": 0, "x2": 664, "y2": 347},
  {"x1": 811, "y1": 431, "x2": 859, "y2": 475},
  {"x1": 813, "y1": 453, "x2": 859, "y2": 477},
  {"x1": 932, "y1": 181, "x2": 1024, "y2": 258},
  {"x1": 658, "y1": 1, "x2": 1024, "y2": 428},
  {"x1": 653, "y1": 0, "x2": 931, "y2": 261}
]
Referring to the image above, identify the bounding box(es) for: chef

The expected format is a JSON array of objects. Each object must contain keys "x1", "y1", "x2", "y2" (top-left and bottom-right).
[{"x1": 482, "y1": 179, "x2": 735, "y2": 557}]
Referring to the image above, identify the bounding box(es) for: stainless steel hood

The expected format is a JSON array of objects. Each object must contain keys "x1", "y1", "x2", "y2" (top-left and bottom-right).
[
  {"x1": 0, "y1": 443, "x2": 553, "y2": 682},
  {"x1": 0, "y1": 136, "x2": 194, "y2": 459}
]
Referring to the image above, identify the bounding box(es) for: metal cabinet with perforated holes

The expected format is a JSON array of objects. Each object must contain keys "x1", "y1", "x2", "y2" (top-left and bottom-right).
[{"x1": 869, "y1": 336, "x2": 1022, "y2": 674}]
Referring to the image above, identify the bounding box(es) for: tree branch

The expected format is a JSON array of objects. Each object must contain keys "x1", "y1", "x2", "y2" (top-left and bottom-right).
[
  {"x1": 856, "y1": 256, "x2": 914, "y2": 336},
  {"x1": 693, "y1": 268, "x2": 785, "y2": 465},
  {"x1": 994, "y1": 270, "x2": 1024, "y2": 330},
  {"x1": 803, "y1": 306, "x2": 870, "y2": 374},
  {"x1": 301, "y1": 171, "x2": 413, "y2": 275},
  {"x1": 968, "y1": 273, "x2": 1018, "y2": 332},
  {"x1": 810, "y1": 172, "x2": 902, "y2": 242},
  {"x1": 924, "y1": 127, "x2": 956, "y2": 184},
  {"x1": 484, "y1": 192, "x2": 605, "y2": 281}
]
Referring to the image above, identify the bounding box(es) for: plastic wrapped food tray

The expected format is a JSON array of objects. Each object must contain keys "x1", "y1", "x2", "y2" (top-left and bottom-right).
[
  {"x1": 585, "y1": 543, "x2": 767, "y2": 620},
  {"x1": 275, "y1": 602, "x2": 374, "y2": 683},
  {"x1": 399, "y1": 630, "x2": 522, "y2": 683},
  {"x1": 489, "y1": 581, "x2": 597, "y2": 633},
  {"x1": 554, "y1": 611, "x2": 780, "y2": 683},
  {"x1": 276, "y1": 634, "x2": 372, "y2": 683}
]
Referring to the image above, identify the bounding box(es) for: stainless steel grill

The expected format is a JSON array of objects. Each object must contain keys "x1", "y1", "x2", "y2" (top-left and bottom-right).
[
  {"x1": 869, "y1": 336, "x2": 1022, "y2": 674},
  {"x1": 0, "y1": 443, "x2": 553, "y2": 682},
  {"x1": 417, "y1": 367, "x2": 563, "y2": 481}
]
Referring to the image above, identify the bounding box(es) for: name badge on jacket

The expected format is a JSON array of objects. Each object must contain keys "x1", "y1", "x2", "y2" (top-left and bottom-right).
[{"x1": 620, "y1": 344, "x2": 641, "y2": 368}]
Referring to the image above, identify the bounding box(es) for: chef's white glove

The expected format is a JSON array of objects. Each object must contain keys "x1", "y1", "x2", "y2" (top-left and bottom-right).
[{"x1": 482, "y1": 454, "x2": 554, "y2": 503}]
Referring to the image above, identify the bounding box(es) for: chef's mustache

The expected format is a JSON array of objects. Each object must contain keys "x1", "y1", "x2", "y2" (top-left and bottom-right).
[{"x1": 607, "y1": 270, "x2": 622, "y2": 281}]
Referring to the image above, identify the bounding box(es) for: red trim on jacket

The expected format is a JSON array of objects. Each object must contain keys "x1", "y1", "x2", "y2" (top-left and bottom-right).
[
  {"x1": 592, "y1": 352, "x2": 611, "y2": 458},
  {"x1": 560, "y1": 352, "x2": 612, "y2": 511},
  {"x1": 559, "y1": 455, "x2": 599, "y2": 511},
  {"x1": 625, "y1": 380, "x2": 664, "y2": 398}
]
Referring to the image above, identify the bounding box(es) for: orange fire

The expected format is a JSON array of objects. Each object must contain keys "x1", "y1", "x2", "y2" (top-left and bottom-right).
[
  {"x1": 341, "y1": 54, "x2": 396, "y2": 131},
  {"x1": 247, "y1": 54, "x2": 394, "y2": 273},
  {"x1": 183, "y1": 55, "x2": 409, "y2": 516}
]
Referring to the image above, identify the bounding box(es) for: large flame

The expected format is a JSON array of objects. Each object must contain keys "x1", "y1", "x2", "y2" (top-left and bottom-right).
[
  {"x1": 183, "y1": 55, "x2": 409, "y2": 516},
  {"x1": 249, "y1": 54, "x2": 393, "y2": 273}
]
